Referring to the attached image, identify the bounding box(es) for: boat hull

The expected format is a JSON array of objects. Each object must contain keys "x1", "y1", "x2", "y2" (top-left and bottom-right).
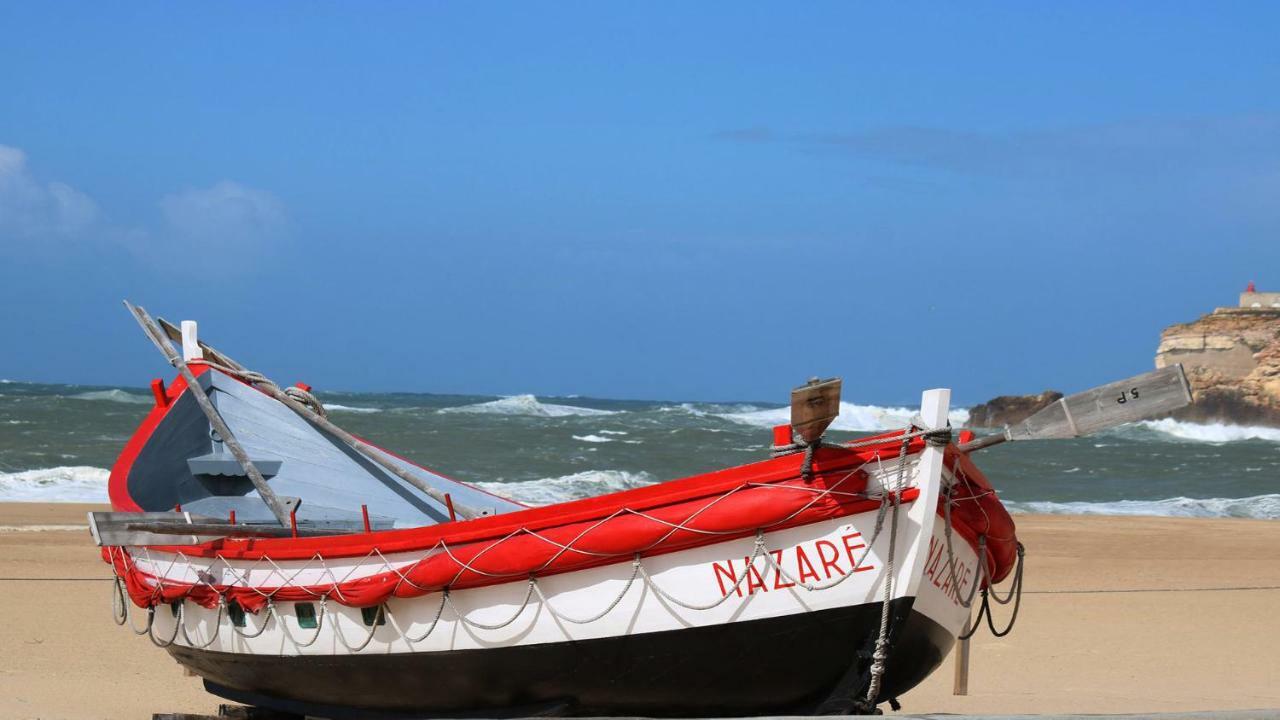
[{"x1": 173, "y1": 596, "x2": 951, "y2": 718}]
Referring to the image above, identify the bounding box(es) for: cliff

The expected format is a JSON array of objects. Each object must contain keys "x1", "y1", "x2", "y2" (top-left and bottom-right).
[
  {"x1": 1155, "y1": 308, "x2": 1280, "y2": 426},
  {"x1": 967, "y1": 390, "x2": 1063, "y2": 428}
]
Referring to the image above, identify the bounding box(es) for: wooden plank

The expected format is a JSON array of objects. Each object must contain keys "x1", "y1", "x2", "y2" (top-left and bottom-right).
[
  {"x1": 959, "y1": 364, "x2": 1193, "y2": 452},
  {"x1": 953, "y1": 617, "x2": 971, "y2": 695},
  {"x1": 790, "y1": 377, "x2": 842, "y2": 444}
]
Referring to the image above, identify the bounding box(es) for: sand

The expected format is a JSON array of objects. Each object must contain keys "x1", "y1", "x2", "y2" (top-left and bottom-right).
[{"x1": 1, "y1": 503, "x2": 1277, "y2": 719}]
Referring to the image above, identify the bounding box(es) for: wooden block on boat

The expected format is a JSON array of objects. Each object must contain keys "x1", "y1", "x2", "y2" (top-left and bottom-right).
[{"x1": 791, "y1": 377, "x2": 842, "y2": 444}]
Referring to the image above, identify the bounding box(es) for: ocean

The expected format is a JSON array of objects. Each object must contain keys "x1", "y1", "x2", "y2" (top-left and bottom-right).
[{"x1": 1, "y1": 379, "x2": 1277, "y2": 519}]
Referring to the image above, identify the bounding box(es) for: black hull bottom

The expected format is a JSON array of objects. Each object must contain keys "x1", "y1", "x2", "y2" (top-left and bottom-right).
[{"x1": 170, "y1": 598, "x2": 953, "y2": 718}]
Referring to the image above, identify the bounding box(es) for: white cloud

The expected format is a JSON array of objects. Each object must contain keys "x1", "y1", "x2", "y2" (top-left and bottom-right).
[
  {"x1": 0, "y1": 144, "x2": 289, "y2": 273},
  {"x1": 0, "y1": 144, "x2": 98, "y2": 240},
  {"x1": 160, "y1": 181, "x2": 288, "y2": 252}
]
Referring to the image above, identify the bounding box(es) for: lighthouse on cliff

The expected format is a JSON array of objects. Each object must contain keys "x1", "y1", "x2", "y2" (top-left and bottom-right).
[{"x1": 1240, "y1": 282, "x2": 1280, "y2": 311}]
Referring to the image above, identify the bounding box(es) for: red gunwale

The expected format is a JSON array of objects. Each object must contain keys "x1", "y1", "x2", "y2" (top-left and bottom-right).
[
  {"x1": 132, "y1": 434, "x2": 928, "y2": 561},
  {"x1": 108, "y1": 365, "x2": 208, "y2": 511},
  {"x1": 106, "y1": 369, "x2": 1019, "y2": 605}
]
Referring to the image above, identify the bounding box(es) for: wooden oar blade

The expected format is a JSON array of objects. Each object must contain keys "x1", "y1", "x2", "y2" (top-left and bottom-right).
[{"x1": 1009, "y1": 364, "x2": 1193, "y2": 441}]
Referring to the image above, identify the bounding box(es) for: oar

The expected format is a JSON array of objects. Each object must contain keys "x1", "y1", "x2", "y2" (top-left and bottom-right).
[
  {"x1": 123, "y1": 301, "x2": 296, "y2": 526},
  {"x1": 959, "y1": 364, "x2": 1193, "y2": 452}
]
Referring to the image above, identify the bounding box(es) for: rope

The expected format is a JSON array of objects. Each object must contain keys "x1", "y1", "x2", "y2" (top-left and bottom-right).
[
  {"x1": 283, "y1": 385, "x2": 327, "y2": 418},
  {"x1": 961, "y1": 542, "x2": 1025, "y2": 640},
  {"x1": 640, "y1": 533, "x2": 767, "y2": 611},
  {"x1": 770, "y1": 436, "x2": 822, "y2": 479},
  {"x1": 939, "y1": 486, "x2": 986, "y2": 611},
  {"x1": 180, "y1": 597, "x2": 225, "y2": 649},
  {"x1": 386, "y1": 592, "x2": 449, "y2": 643},
  {"x1": 229, "y1": 599, "x2": 276, "y2": 639},
  {"x1": 277, "y1": 598, "x2": 326, "y2": 648},
  {"x1": 147, "y1": 605, "x2": 182, "y2": 648},
  {"x1": 104, "y1": 438, "x2": 962, "y2": 657},
  {"x1": 125, "y1": 599, "x2": 153, "y2": 636},
  {"x1": 862, "y1": 434, "x2": 910, "y2": 710},
  {"x1": 332, "y1": 603, "x2": 382, "y2": 652},
  {"x1": 445, "y1": 580, "x2": 536, "y2": 631},
  {"x1": 110, "y1": 576, "x2": 128, "y2": 626},
  {"x1": 188, "y1": 359, "x2": 327, "y2": 417},
  {"x1": 533, "y1": 556, "x2": 643, "y2": 625}
]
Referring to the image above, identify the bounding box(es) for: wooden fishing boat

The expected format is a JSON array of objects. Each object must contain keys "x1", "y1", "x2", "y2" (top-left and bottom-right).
[{"x1": 91, "y1": 303, "x2": 1192, "y2": 718}]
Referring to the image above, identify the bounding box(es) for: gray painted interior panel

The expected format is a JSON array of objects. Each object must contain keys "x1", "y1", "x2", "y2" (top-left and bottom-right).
[{"x1": 125, "y1": 372, "x2": 522, "y2": 528}]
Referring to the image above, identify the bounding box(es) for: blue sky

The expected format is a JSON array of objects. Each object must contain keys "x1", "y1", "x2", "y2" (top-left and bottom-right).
[{"x1": 1, "y1": 3, "x2": 1278, "y2": 404}]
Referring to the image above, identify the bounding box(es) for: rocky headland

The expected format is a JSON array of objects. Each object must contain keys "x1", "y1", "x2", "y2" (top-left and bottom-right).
[
  {"x1": 967, "y1": 390, "x2": 1063, "y2": 428},
  {"x1": 969, "y1": 290, "x2": 1280, "y2": 428},
  {"x1": 1154, "y1": 304, "x2": 1280, "y2": 426}
]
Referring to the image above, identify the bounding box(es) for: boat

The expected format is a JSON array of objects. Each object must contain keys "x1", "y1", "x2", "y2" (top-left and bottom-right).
[{"x1": 90, "y1": 302, "x2": 1193, "y2": 718}]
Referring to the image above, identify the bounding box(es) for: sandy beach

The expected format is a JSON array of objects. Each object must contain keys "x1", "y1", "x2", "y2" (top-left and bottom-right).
[{"x1": 1, "y1": 502, "x2": 1277, "y2": 719}]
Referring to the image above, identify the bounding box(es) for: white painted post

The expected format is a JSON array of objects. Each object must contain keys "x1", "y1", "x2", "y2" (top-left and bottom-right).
[
  {"x1": 899, "y1": 388, "x2": 952, "y2": 599},
  {"x1": 181, "y1": 321, "x2": 202, "y2": 362}
]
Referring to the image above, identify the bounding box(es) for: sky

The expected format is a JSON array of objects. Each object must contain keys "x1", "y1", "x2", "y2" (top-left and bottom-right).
[{"x1": 1, "y1": 3, "x2": 1278, "y2": 405}]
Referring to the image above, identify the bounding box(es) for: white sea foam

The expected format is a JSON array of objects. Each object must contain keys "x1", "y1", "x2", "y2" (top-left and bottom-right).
[
  {"x1": 716, "y1": 402, "x2": 971, "y2": 433},
  {"x1": 1137, "y1": 419, "x2": 1280, "y2": 444},
  {"x1": 439, "y1": 394, "x2": 617, "y2": 418},
  {"x1": 0, "y1": 466, "x2": 110, "y2": 502},
  {"x1": 68, "y1": 389, "x2": 151, "y2": 404},
  {"x1": 323, "y1": 403, "x2": 382, "y2": 414},
  {"x1": 573, "y1": 434, "x2": 614, "y2": 443},
  {"x1": 473, "y1": 470, "x2": 656, "y2": 505},
  {"x1": 1005, "y1": 494, "x2": 1280, "y2": 520}
]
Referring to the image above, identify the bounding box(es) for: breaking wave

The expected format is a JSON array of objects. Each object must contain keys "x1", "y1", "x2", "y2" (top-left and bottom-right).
[
  {"x1": 473, "y1": 470, "x2": 656, "y2": 505},
  {"x1": 716, "y1": 402, "x2": 971, "y2": 433},
  {"x1": 1136, "y1": 419, "x2": 1280, "y2": 444},
  {"x1": 1005, "y1": 494, "x2": 1280, "y2": 520},
  {"x1": 0, "y1": 466, "x2": 110, "y2": 502},
  {"x1": 323, "y1": 403, "x2": 382, "y2": 414},
  {"x1": 68, "y1": 389, "x2": 151, "y2": 404},
  {"x1": 439, "y1": 394, "x2": 617, "y2": 418}
]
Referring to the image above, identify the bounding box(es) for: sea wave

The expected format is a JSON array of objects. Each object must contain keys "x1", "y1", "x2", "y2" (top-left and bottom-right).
[
  {"x1": 716, "y1": 402, "x2": 971, "y2": 433},
  {"x1": 323, "y1": 403, "x2": 382, "y2": 414},
  {"x1": 0, "y1": 466, "x2": 110, "y2": 502},
  {"x1": 662, "y1": 402, "x2": 766, "y2": 417},
  {"x1": 1005, "y1": 494, "x2": 1280, "y2": 520},
  {"x1": 1136, "y1": 419, "x2": 1280, "y2": 444},
  {"x1": 573, "y1": 434, "x2": 614, "y2": 443},
  {"x1": 473, "y1": 470, "x2": 656, "y2": 505},
  {"x1": 439, "y1": 394, "x2": 617, "y2": 418},
  {"x1": 68, "y1": 389, "x2": 151, "y2": 405}
]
